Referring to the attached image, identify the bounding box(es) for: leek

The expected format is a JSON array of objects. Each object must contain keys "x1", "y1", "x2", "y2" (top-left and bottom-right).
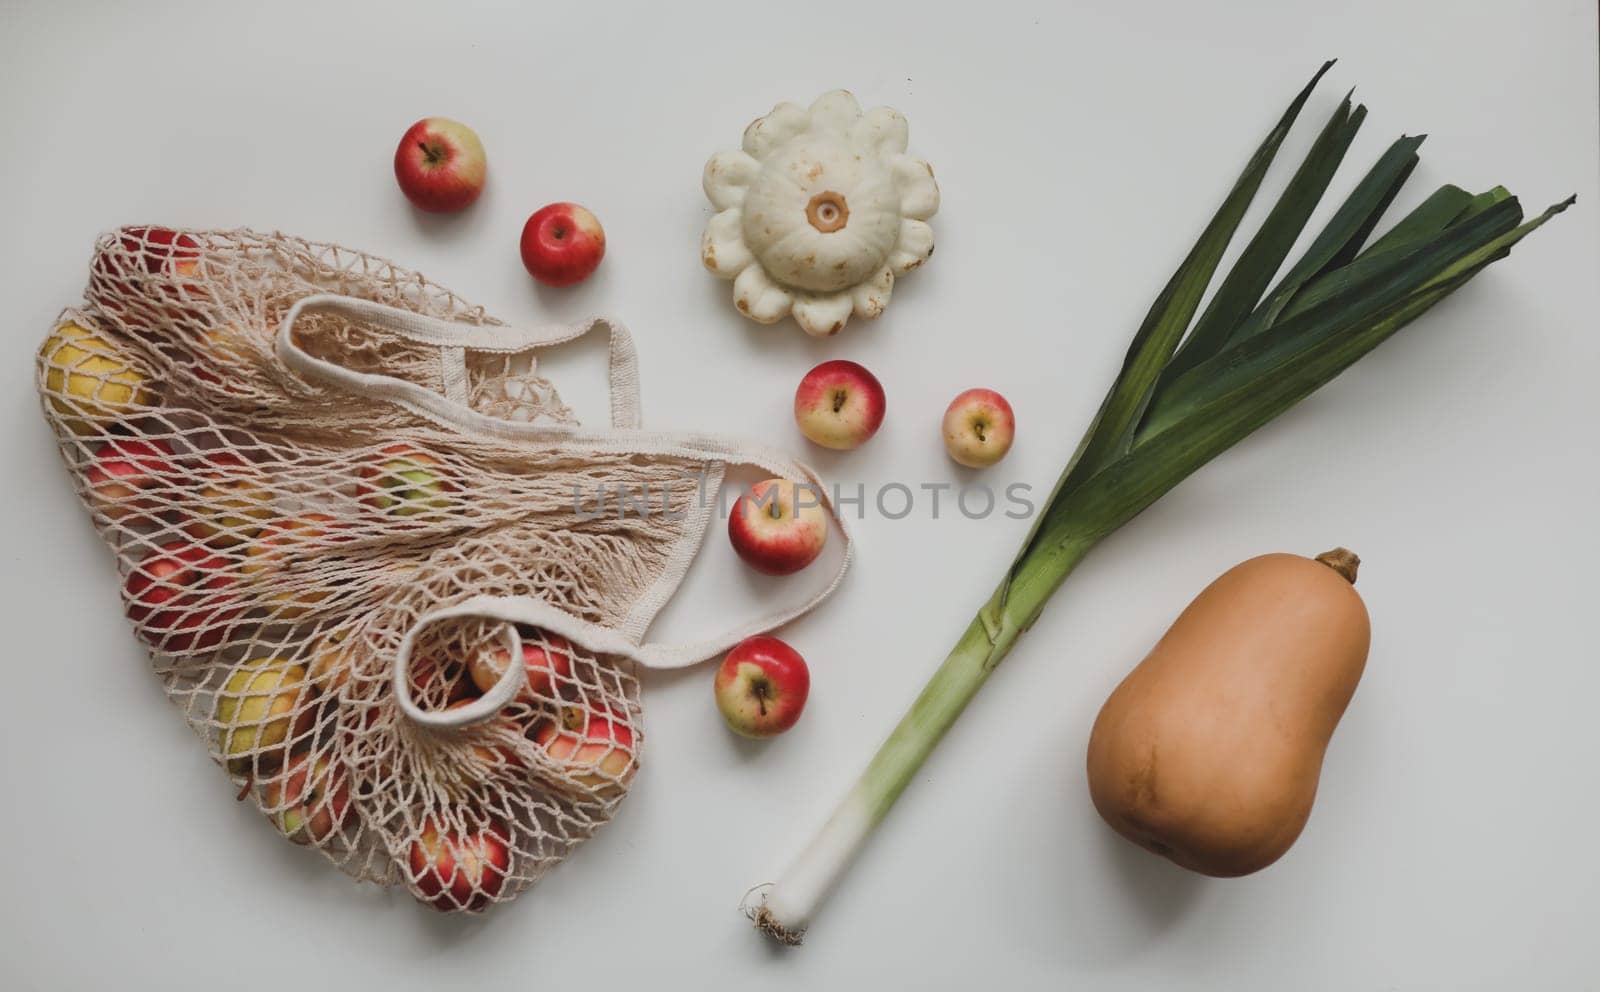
[{"x1": 749, "y1": 62, "x2": 1572, "y2": 944}]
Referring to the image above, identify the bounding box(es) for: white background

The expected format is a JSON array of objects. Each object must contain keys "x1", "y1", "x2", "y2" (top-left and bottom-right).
[{"x1": 2, "y1": 1, "x2": 1596, "y2": 988}]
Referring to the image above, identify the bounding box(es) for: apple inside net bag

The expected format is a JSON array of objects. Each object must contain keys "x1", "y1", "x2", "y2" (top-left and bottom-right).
[{"x1": 36, "y1": 227, "x2": 851, "y2": 913}]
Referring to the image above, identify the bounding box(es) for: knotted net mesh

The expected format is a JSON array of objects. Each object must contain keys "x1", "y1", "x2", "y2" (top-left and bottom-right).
[{"x1": 36, "y1": 226, "x2": 707, "y2": 912}]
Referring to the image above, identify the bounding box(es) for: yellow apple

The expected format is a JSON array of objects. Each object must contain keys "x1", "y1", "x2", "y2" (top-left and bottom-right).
[
  {"x1": 39, "y1": 322, "x2": 155, "y2": 434},
  {"x1": 215, "y1": 657, "x2": 314, "y2": 774}
]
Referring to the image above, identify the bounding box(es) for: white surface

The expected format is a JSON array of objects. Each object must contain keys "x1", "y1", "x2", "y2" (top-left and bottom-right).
[{"x1": 2, "y1": 0, "x2": 1596, "y2": 988}]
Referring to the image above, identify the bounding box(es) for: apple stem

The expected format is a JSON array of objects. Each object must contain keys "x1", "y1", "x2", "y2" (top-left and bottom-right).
[{"x1": 1314, "y1": 547, "x2": 1360, "y2": 584}]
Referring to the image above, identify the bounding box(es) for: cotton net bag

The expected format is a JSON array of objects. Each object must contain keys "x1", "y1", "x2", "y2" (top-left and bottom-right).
[{"x1": 36, "y1": 226, "x2": 849, "y2": 913}]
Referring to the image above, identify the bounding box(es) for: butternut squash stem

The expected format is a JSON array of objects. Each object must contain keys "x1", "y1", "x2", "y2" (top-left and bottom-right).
[
  {"x1": 1314, "y1": 547, "x2": 1360, "y2": 583},
  {"x1": 754, "y1": 541, "x2": 1095, "y2": 943}
]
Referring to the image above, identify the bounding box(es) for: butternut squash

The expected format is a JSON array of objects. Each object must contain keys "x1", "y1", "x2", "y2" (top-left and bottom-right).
[{"x1": 1086, "y1": 549, "x2": 1370, "y2": 877}]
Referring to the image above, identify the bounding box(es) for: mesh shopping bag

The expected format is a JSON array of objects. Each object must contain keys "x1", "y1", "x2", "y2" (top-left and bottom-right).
[{"x1": 36, "y1": 226, "x2": 850, "y2": 912}]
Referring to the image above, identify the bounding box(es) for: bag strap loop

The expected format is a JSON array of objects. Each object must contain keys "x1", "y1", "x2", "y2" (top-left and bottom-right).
[
  {"x1": 392, "y1": 604, "x2": 525, "y2": 730},
  {"x1": 275, "y1": 295, "x2": 852, "y2": 717},
  {"x1": 278, "y1": 294, "x2": 641, "y2": 429}
]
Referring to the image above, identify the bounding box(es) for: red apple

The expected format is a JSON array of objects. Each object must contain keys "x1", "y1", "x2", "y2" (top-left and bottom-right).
[
  {"x1": 519, "y1": 202, "x2": 605, "y2": 287},
  {"x1": 92, "y1": 226, "x2": 201, "y2": 290},
  {"x1": 407, "y1": 816, "x2": 512, "y2": 911},
  {"x1": 941, "y1": 388, "x2": 1015, "y2": 468},
  {"x1": 727, "y1": 478, "x2": 828, "y2": 576},
  {"x1": 91, "y1": 227, "x2": 207, "y2": 329},
  {"x1": 467, "y1": 632, "x2": 573, "y2": 700},
  {"x1": 124, "y1": 546, "x2": 196, "y2": 618},
  {"x1": 85, "y1": 438, "x2": 174, "y2": 521},
  {"x1": 530, "y1": 705, "x2": 636, "y2": 793},
  {"x1": 124, "y1": 541, "x2": 239, "y2": 652},
  {"x1": 793, "y1": 359, "x2": 886, "y2": 450},
  {"x1": 258, "y1": 752, "x2": 350, "y2": 845},
  {"x1": 154, "y1": 597, "x2": 243, "y2": 654},
  {"x1": 123, "y1": 226, "x2": 201, "y2": 278},
  {"x1": 713, "y1": 636, "x2": 810, "y2": 738},
  {"x1": 393, "y1": 118, "x2": 486, "y2": 212}
]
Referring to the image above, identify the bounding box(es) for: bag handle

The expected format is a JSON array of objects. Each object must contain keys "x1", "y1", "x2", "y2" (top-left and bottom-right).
[
  {"x1": 275, "y1": 295, "x2": 853, "y2": 721},
  {"x1": 393, "y1": 602, "x2": 526, "y2": 730},
  {"x1": 394, "y1": 515, "x2": 851, "y2": 729},
  {"x1": 420, "y1": 468, "x2": 846, "y2": 663},
  {"x1": 394, "y1": 460, "x2": 854, "y2": 730},
  {"x1": 278, "y1": 294, "x2": 641, "y2": 429}
]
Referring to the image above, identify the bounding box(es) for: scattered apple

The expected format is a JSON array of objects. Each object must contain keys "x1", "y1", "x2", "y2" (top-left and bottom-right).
[
  {"x1": 86, "y1": 437, "x2": 174, "y2": 521},
  {"x1": 408, "y1": 816, "x2": 512, "y2": 911},
  {"x1": 184, "y1": 452, "x2": 275, "y2": 547},
  {"x1": 258, "y1": 752, "x2": 350, "y2": 845},
  {"x1": 793, "y1": 360, "x2": 886, "y2": 451},
  {"x1": 519, "y1": 202, "x2": 605, "y2": 287},
  {"x1": 727, "y1": 478, "x2": 828, "y2": 576},
  {"x1": 467, "y1": 632, "x2": 573, "y2": 701},
  {"x1": 393, "y1": 118, "x2": 487, "y2": 212},
  {"x1": 39, "y1": 322, "x2": 155, "y2": 434},
  {"x1": 941, "y1": 388, "x2": 1016, "y2": 468},
  {"x1": 530, "y1": 705, "x2": 636, "y2": 794},
  {"x1": 215, "y1": 657, "x2": 315, "y2": 774},
  {"x1": 713, "y1": 636, "x2": 810, "y2": 739},
  {"x1": 357, "y1": 444, "x2": 456, "y2": 517}
]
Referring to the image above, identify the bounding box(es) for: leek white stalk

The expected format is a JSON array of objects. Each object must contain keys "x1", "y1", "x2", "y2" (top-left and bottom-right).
[
  {"x1": 748, "y1": 62, "x2": 1570, "y2": 944},
  {"x1": 756, "y1": 608, "x2": 1038, "y2": 943}
]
